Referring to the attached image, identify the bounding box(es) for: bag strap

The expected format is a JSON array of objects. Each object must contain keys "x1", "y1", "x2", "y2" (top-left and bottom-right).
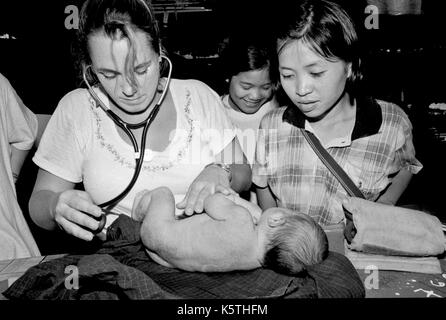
[
  {"x1": 301, "y1": 130, "x2": 364, "y2": 243},
  {"x1": 301, "y1": 130, "x2": 365, "y2": 199}
]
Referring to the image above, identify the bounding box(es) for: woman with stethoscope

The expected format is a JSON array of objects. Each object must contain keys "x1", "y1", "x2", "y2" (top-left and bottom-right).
[{"x1": 29, "y1": 0, "x2": 251, "y2": 242}]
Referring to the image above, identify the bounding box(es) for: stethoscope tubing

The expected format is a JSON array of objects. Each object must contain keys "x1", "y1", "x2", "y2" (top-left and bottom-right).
[{"x1": 82, "y1": 55, "x2": 172, "y2": 231}]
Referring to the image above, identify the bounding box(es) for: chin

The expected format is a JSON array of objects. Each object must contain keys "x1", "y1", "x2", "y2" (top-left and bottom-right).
[{"x1": 241, "y1": 104, "x2": 264, "y2": 114}]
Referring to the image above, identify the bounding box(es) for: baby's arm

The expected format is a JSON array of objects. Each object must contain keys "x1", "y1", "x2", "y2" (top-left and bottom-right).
[
  {"x1": 225, "y1": 194, "x2": 262, "y2": 224},
  {"x1": 204, "y1": 193, "x2": 262, "y2": 224},
  {"x1": 203, "y1": 193, "x2": 240, "y2": 221}
]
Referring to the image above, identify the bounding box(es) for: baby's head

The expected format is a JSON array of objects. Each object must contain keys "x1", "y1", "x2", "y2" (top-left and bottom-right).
[{"x1": 258, "y1": 208, "x2": 328, "y2": 275}]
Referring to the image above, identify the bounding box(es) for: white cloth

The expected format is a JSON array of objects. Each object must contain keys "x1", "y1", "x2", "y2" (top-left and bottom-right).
[
  {"x1": 221, "y1": 94, "x2": 276, "y2": 164},
  {"x1": 0, "y1": 73, "x2": 40, "y2": 260},
  {"x1": 34, "y1": 79, "x2": 235, "y2": 227}
]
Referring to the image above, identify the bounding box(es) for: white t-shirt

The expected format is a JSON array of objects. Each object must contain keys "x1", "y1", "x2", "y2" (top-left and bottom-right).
[
  {"x1": 221, "y1": 94, "x2": 277, "y2": 204},
  {"x1": 221, "y1": 94, "x2": 276, "y2": 164},
  {"x1": 0, "y1": 73, "x2": 41, "y2": 260},
  {"x1": 34, "y1": 79, "x2": 235, "y2": 227}
]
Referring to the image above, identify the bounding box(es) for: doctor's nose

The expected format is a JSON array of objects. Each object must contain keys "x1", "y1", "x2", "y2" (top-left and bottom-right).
[{"x1": 120, "y1": 77, "x2": 137, "y2": 97}]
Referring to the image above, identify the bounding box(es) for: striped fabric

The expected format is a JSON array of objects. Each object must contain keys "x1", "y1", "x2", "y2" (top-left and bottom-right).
[
  {"x1": 3, "y1": 216, "x2": 364, "y2": 299},
  {"x1": 253, "y1": 97, "x2": 422, "y2": 226}
]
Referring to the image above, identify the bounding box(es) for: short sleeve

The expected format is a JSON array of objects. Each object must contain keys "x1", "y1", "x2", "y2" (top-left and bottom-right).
[
  {"x1": 252, "y1": 117, "x2": 269, "y2": 188},
  {"x1": 394, "y1": 110, "x2": 423, "y2": 174},
  {"x1": 33, "y1": 90, "x2": 91, "y2": 183},
  {"x1": 0, "y1": 74, "x2": 37, "y2": 150},
  {"x1": 189, "y1": 80, "x2": 236, "y2": 157}
]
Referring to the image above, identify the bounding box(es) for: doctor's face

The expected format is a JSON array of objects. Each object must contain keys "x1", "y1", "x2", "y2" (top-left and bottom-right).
[{"x1": 88, "y1": 29, "x2": 161, "y2": 114}]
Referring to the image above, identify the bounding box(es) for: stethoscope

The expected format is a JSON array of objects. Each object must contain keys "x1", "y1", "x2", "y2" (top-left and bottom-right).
[{"x1": 82, "y1": 55, "x2": 173, "y2": 233}]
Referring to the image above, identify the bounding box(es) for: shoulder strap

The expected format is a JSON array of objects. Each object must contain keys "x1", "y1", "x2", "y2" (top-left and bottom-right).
[{"x1": 301, "y1": 130, "x2": 365, "y2": 199}]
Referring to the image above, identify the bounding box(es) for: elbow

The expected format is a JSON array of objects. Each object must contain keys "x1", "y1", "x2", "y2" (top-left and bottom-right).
[
  {"x1": 28, "y1": 190, "x2": 57, "y2": 231},
  {"x1": 28, "y1": 192, "x2": 41, "y2": 226}
]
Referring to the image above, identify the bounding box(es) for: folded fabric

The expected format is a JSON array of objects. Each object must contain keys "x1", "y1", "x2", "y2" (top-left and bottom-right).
[
  {"x1": 3, "y1": 215, "x2": 365, "y2": 299},
  {"x1": 344, "y1": 197, "x2": 445, "y2": 256},
  {"x1": 345, "y1": 247, "x2": 442, "y2": 274}
]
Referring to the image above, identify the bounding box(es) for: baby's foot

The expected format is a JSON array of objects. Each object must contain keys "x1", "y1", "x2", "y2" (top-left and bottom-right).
[{"x1": 131, "y1": 189, "x2": 152, "y2": 221}]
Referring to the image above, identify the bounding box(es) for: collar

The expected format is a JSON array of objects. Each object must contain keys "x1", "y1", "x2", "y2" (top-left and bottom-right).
[{"x1": 282, "y1": 95, "x2": 382, "y2": 140}]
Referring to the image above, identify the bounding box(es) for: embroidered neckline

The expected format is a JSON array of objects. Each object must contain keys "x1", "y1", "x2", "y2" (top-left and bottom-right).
[{"x1": 87, "y1": 89, "x2": 195, "y2": 172}]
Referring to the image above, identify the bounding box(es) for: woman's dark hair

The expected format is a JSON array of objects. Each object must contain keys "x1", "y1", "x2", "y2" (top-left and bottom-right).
[
  {"x1": 219, "y1": 35, "x2": 278, "y2": 89},
  {"x1": 73, "y1": 0, "x2": 162, "y2": 87},
  {"x1": 276, "y1": 0, "x2": 362, "y2": 100}
]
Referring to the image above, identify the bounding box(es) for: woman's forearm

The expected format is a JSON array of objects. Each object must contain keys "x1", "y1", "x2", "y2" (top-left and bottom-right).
[
  {"x1": 29, "y1": 189, "x2": 59, "y2": 231},
  {"x1": 10, "y1": 146, "x2": 29, "y2": 182},
  {"x1": 256, "y1": 185, "x2": 277, "y2": 210},
  {"x1": 377, "y1": 168, "x2": 413, "y2": 205}
]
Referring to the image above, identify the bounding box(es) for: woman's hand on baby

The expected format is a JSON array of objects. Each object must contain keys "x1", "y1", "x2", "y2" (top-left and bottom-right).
[
  {"x1": 177, "y1": 165, "x2": 237, "y2": 215},
  {"x1": 51, "y1": 190, "x2": 103, "y2": 241}
]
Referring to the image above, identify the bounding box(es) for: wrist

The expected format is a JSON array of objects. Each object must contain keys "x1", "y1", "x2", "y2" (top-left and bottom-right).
[{"x1": 205, "y1": 162, "x2": 232, "y2": 183}]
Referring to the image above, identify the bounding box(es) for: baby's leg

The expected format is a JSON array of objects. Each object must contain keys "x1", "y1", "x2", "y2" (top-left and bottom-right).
[
  {"x1": 132, "y1": 187, "x2": 175, "y2": 222},
  {"x1": 138, "y1": 187, "x2": 176, "y2": 252}
]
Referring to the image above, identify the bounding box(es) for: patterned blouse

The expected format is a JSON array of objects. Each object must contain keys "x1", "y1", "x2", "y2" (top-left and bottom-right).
[{"x1": 252, "y1": 96, "x2": 422, "y2": 226}]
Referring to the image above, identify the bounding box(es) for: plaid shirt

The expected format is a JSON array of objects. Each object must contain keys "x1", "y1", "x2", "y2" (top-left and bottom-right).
[{"x1": 252, "y1": 96, "x2": 422, "y2": 226}]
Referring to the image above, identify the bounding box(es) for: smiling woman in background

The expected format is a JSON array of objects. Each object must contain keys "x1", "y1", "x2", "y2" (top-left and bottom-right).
[
  {"x1": 253, "y1": 0, "x2": 422, "y2": 228},
  {"x1": 219, "y1": 35, "x2": 279, "y2": 202},
  {"x1": 220, "y1": 35, "x2": 279, "y2": 165},
  {"x1": 28, "y1": 0, "x2": 250, "y2": 243}
]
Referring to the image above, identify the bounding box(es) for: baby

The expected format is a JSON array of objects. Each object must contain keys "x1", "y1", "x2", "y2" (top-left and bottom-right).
[{"x1": 132, "y1": 187, "x2": 328, "y2": 275}]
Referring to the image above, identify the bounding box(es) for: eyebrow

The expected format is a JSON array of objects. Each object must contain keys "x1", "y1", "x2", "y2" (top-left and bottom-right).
[
  {"x1": 96, "y1": 61, "x2": 152, "y2": 74},
  {"x1": 304, "y1": 61, "x2": 324, "y2": 68},
  {"x1": 279, "y1": 61, "x2": 325, "y2": 71},
  {"x1": 240, "y1": 81, "x2": 272, "y2": 86}
]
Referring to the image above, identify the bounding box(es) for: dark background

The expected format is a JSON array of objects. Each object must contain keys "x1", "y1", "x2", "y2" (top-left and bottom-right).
[{"x1": 1, "y1": 0, "x2": 445, "y2": 254}]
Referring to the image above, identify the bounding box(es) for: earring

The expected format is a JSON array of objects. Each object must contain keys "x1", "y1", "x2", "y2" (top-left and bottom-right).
[{"x1": 157, "y1": 78, "x2": 165, "y2": 92}]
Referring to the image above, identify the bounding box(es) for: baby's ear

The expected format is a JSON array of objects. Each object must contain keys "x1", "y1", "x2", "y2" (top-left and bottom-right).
[{"x1": 267, "y1": 212, "x2": 286, "y2": 227}]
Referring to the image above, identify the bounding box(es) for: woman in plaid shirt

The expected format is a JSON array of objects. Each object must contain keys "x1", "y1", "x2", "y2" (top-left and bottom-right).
[{"x1": 252, "y1": 0, "x2": 422, "y2": 227}]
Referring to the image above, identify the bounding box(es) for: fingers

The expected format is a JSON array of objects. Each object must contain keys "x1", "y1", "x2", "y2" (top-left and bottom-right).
[
  {"x1": 55, "y1": 211, "x2": 98, "y2": 241},
  {"x1": 184, "y1": 184, "x2": 205, "y2": 215},
  {"x1": 176, "y1": 188, "x2": 190, "y2": 210},
  {"x1": 63, "y1": 191, "x2": 102, "y2": 218},
  {"x1": 178, "y1": 182, "x2": 237, "y2": 216},
  {"x1": 54, "y1": 190, "x2": 103, "y2": 241}
]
